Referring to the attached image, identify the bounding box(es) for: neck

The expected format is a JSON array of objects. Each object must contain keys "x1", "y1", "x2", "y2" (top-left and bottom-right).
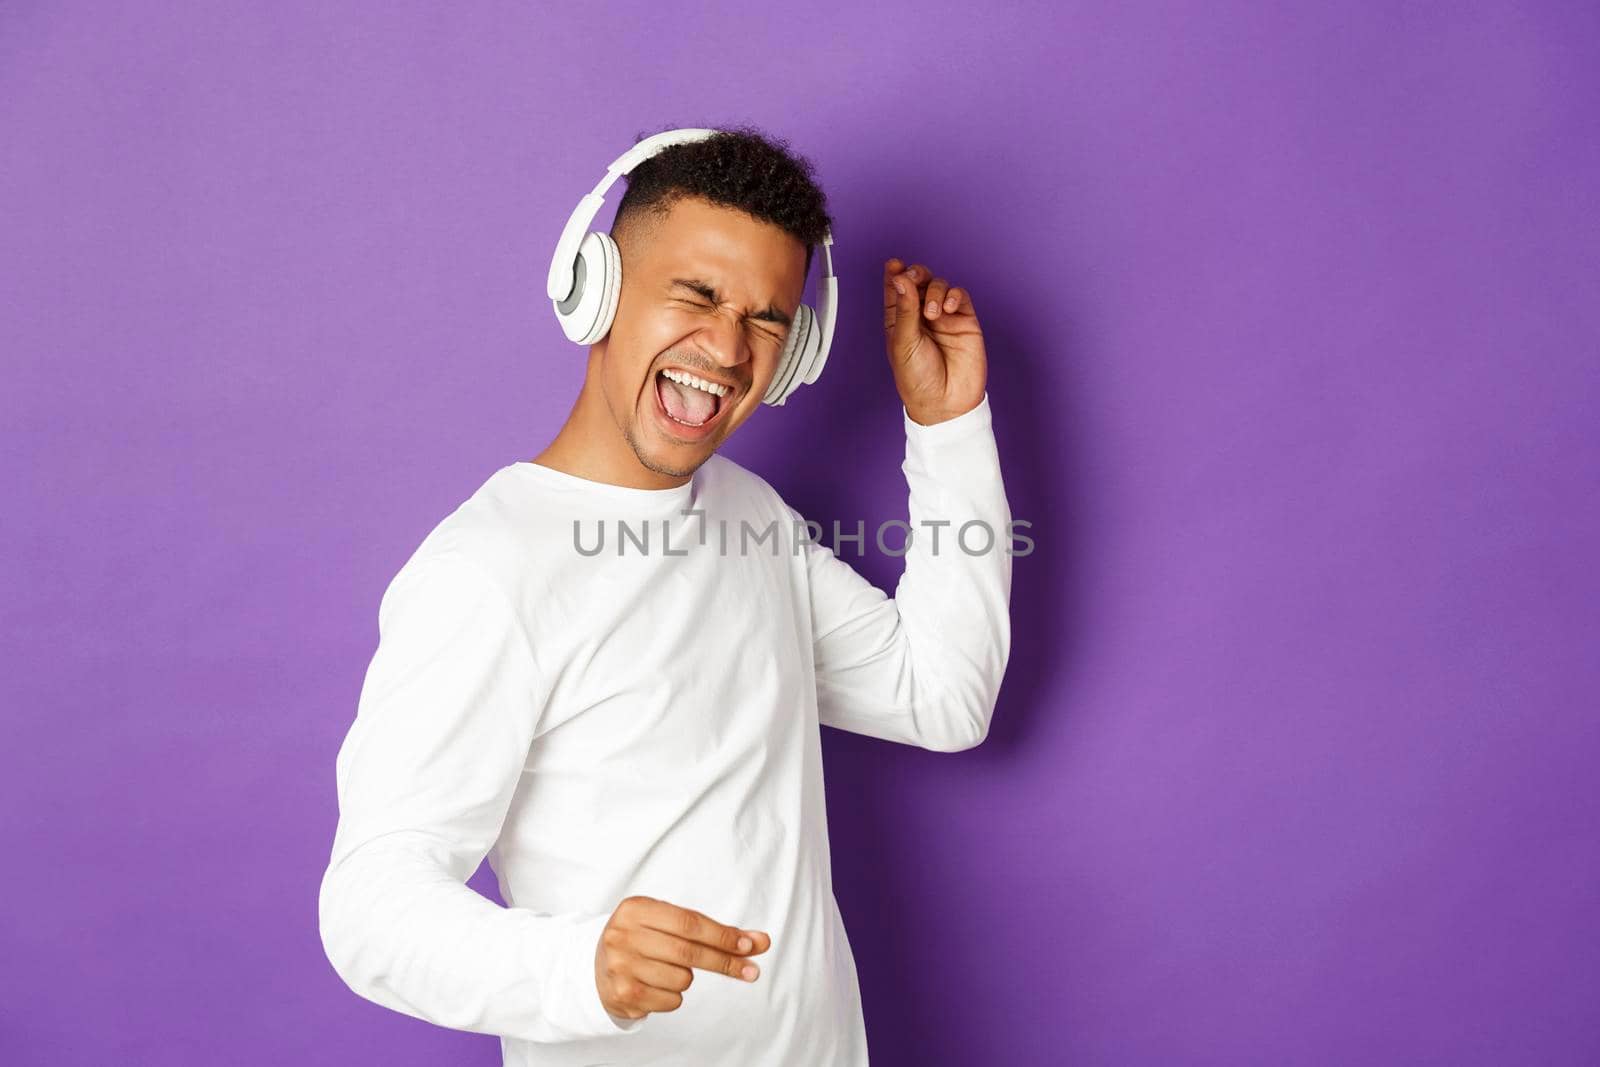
[{"x1": 532, "y1": 344, "x2": 693, "y2": 491}]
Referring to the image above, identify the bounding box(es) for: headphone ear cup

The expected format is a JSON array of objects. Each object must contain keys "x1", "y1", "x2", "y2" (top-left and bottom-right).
[
  {"x1": 552, "y1": 231, "x2": 621, "y2": 345},
  {"x1": 763, "y1": 302, "x2": 817, "y2": 406}
]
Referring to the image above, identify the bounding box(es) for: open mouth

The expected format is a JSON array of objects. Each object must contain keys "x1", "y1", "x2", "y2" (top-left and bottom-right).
[{"x1": 653, "y1": 366, "x2": 732, "y2": 437}]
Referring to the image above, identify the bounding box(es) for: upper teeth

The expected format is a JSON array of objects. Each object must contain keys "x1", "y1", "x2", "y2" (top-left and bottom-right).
[{"x1": 661, "y1": 368, "x2": 729, "y2": 397}]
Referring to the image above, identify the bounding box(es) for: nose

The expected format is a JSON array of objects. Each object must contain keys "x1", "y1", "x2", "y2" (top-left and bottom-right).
[{"x1": 694, "y1": 307, "x2": 751, "y2": 376}]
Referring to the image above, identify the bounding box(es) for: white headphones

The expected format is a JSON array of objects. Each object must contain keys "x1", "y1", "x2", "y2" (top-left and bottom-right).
[{"x1": 545, "y1": 128, "x2": 838, "y2": 407}]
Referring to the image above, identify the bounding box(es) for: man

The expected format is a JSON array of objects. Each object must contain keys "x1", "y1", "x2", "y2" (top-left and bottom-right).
[{"x1": 318, "y1": 126, "x2": 1013, "y2": 1066}]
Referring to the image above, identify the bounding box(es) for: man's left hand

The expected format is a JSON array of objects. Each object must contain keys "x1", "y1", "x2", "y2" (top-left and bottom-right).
[{"x1": 883, "y1": 258, "x2": 988, "y2": 426}]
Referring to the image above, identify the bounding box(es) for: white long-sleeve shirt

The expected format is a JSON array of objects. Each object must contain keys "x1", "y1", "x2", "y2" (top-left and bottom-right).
[{"x1": 317, "y1": 392, "x2": 1013, "y2": 1066}]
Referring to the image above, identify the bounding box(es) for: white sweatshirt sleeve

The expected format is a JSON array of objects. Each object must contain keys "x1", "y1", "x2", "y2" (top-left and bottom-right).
[
  {"x1": 794, "y1": 391, "x2": 1014, "y2": 752},
  {"x1": 317, "y1": 550, "x2": 646, "y2": 1043}
]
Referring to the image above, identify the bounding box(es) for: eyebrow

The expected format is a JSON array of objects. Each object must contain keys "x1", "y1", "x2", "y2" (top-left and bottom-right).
[{"x1": 670, "y1": 278, "x2": 792, "y2": 328}]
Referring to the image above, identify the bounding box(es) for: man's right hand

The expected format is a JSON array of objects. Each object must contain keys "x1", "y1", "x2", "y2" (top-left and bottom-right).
[{"x1": 592, "y1": 895, "x2": 772, "y2": 1021}]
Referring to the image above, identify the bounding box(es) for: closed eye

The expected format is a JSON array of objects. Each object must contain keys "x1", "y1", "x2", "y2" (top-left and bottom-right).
[{"x1": 672, "y1": 297, "x2": 786, "y2": 345}]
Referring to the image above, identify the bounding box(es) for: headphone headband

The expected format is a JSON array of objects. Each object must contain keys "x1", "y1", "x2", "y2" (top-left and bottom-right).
[{"x1": 546, "y1": 130, "x2": 719, "y2": 302}]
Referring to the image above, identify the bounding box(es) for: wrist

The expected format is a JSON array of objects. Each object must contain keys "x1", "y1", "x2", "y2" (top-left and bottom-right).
[{"x1": 903, "y1": 394, "x2": 986, "y2": 427}]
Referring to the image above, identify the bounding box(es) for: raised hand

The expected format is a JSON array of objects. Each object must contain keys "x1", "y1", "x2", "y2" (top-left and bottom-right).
[
  {"x1": 883, "y1": 258, "x2": 988, "y2": 425},
  {"x1": 593, "y1": 895, "x2": 772, "y2": 1021}
]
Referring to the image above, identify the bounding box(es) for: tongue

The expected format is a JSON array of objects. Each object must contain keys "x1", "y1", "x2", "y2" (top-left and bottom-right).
[{"x1": 659, "y1": 375, "x2": 716, "y2": 425}]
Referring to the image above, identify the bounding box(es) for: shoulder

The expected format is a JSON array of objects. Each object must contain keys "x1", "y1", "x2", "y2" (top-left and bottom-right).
[{"x1": 382, "y1": 464, "x2": 566, "y2": 609}]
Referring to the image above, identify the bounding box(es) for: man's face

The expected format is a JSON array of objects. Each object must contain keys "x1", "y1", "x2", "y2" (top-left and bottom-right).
[{"x1": 598, "y1": 195, "x2": 808, "y2": 479}]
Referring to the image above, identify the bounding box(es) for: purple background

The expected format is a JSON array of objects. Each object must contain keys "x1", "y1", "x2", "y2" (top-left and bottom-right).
[{"x1": 3, "y1": 2, "x2": 1597, "y2": 1064}]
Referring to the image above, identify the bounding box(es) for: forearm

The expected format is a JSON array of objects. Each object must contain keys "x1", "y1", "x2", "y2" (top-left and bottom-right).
[
  {"x1": 894, "y1": 392, "x2": 1014, "y2": 748},
  {"x1": 318, "y1": 831, "x2": 629, "y2": 1043},
  {"x1": 811, "y1": 392, "x2": 1014, "y2": 751}
]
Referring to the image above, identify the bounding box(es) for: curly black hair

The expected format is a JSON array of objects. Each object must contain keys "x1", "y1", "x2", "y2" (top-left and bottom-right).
[{"x1": 609, "y1": 124, "x2": 832, "y2": 275}]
